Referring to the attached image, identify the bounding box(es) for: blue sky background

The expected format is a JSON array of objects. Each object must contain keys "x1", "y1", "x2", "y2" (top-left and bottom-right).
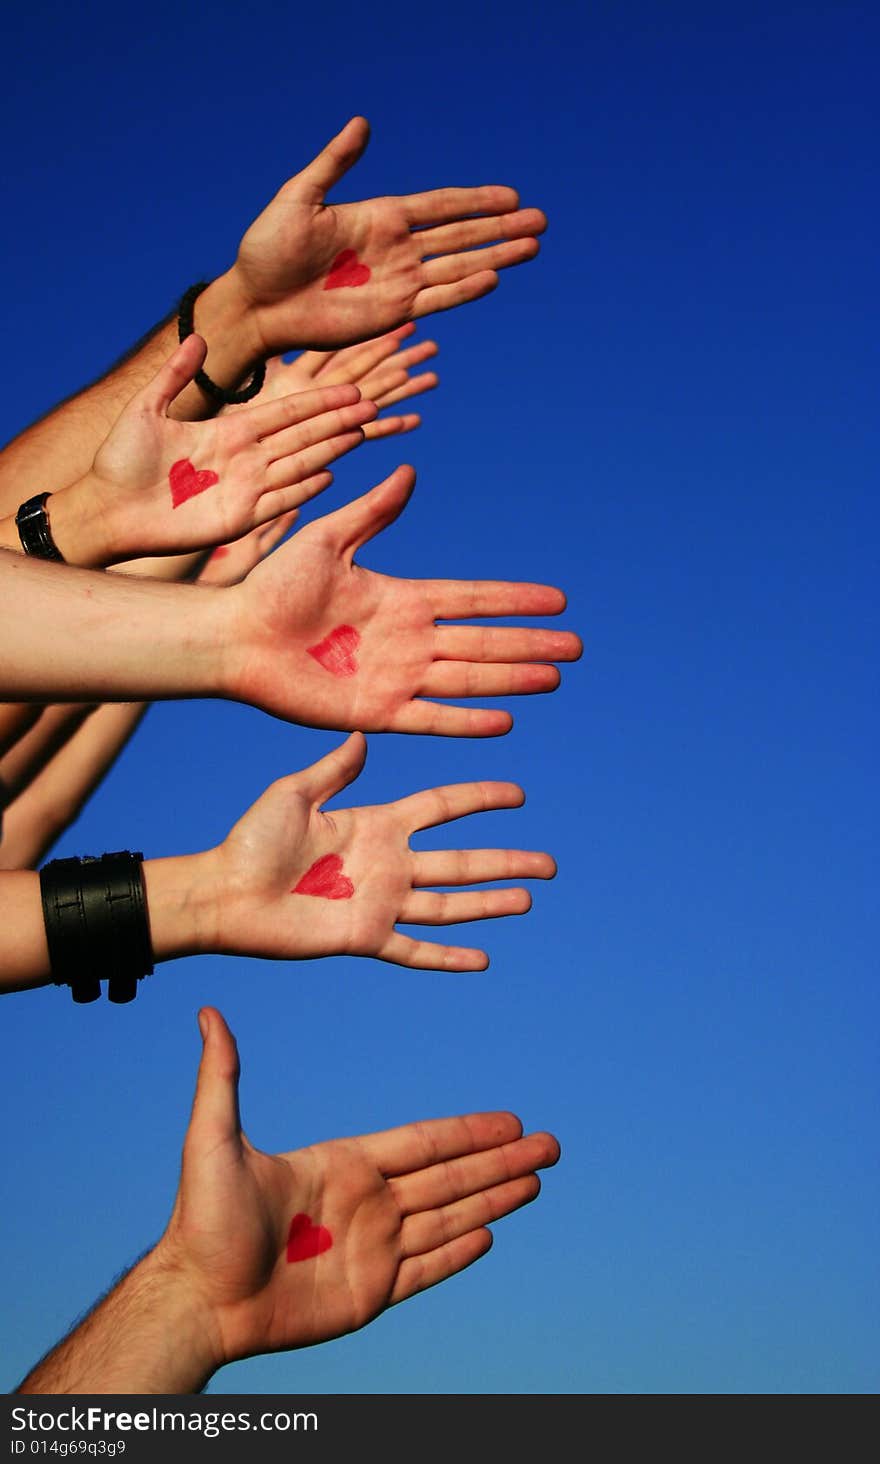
[{"x1": 1, "y1": 0, "x2": 877, "y2": 1395}]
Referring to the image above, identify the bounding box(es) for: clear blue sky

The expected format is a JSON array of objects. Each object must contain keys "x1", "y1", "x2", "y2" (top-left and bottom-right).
[{"x1": 1, "y1": 1, "x2": 877, "y2": 1395}]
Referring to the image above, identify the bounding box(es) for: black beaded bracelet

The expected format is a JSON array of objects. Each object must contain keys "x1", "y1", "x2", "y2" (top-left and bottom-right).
[
  {"x1": 177, "y1": 281, "x2": 266, "y2": 405},
  {"x1": 16, "y1": 493, "x2": 65, "y2": 563},
  {"x1": 40, "y1": 852, "x2": 154, "y2": 1004}
]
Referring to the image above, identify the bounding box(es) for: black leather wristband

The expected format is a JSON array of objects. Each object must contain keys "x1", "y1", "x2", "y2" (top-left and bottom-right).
[
  {"x1": 40, "y1": 852, "x2": 154, "y2": 1004},
  {"x1": 16, "y1": 493, "x2": 66, "y2": 563}
]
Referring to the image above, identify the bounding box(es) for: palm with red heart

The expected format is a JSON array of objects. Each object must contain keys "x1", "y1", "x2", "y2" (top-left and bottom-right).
[
  {"x1": 159, "y1": 1007, "x2": 559, "y2": 1365},
  {"x1": 228, "y1": 463, "x2": 582, "y2": 737},
  {"x1": 231, "y1": 116, "x2": 547, "y2": 354},
  {"x1": 47, "y1": 336, "x2": 377, "y2": 567},
  {"x1": 205, "y1": 731, "x2": 557, "y2": 971}
]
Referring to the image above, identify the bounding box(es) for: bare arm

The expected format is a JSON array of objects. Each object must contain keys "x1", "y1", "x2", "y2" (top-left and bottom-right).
[{"x1": 0, "y1": 702, "x2": 147, "y2": 871}]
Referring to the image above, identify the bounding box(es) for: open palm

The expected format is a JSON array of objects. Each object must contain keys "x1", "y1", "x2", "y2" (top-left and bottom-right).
[
  {"x1": 163, "y1": 1008, "x2": 560, "y2": 1364},
  {"x1": 210, "y1": 732, "x2": 556, "y2": 971},
  {"x1": 82, "y1": 335, "x2": 375, "y2": 563},
  {"x1": 235, "y1": 117, "x2": 547, "y2": 352},
  {"x1": 232, "y1": 465, "x2": 582, "y2": 736}
]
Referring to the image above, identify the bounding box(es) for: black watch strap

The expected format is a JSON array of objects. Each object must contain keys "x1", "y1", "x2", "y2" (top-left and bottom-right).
[{"x1": 16, "y1": 493, "x2": 65, "y2": 562}]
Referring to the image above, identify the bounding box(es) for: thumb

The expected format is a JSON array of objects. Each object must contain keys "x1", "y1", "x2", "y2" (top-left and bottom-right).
[
  {"x1": 321, "y1": 464, "x2": 417, "y2": 557},
  {"x1": 142, "y1": 334, "x2": 208, "y2": 414},
  {"x1": 297, "y1": 731, "x2": 368, "y2": 805},
  {"x1": 294, "y1": 116, "x2": 370, "y2": 204},
  {"x1": 188, "y1": 1006, "x2": 243, "y2": 1147}
]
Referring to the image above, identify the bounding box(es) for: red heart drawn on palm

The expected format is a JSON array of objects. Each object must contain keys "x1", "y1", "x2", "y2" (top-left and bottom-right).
[
  {"x1": 307, "y1": 624, "x2": 360, "y2": 677},
  {"x1": 323, "y1": 249, "x2": 371, "y2": 290},
  {"x1": 286, "y1": 1213, "x2": 333, "y2": 1263},
  {"x1": 293, "y1": 853, "x2": 355, "y2": 900},
  {"x1": 169, "y1": 458, "x2": 219, "y2": 508}
]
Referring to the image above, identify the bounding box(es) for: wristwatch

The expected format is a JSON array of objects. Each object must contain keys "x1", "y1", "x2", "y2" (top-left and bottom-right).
[{"x1": 15, "y1": 492, "x2": 65, "y2": 562}]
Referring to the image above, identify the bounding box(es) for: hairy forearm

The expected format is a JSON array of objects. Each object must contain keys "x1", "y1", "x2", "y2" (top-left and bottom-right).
[
  {"x1": 17, "y1": 1247, "x2": 220, "y2": 1395},
  {"x1": 0, "y1": 270, "x2": 261, "y2": 517},
  {"x1": 0, "y1": 549, "x2": 227, "y2": 703},
  {"x1": 0, "y1": 702, "x2": 148, "y2": 870}
]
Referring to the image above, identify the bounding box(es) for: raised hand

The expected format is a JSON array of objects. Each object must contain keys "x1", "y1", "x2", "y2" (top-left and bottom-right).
[
  {"x1": 232, "y1": 117, "x2": 546, "y2": 352},
  {"x1": 44, "y1": 335, "x2": 377, "y2": 567},
  {"x1": 244, "y1": 323, "x2": 439, "y2": 441},
  {"x1": 161, "y1": 1007, "x2": 560, "y2": 1364},
  {"x1": 229, "y1": 464, "x2": 581, "y2": 736},
  {"x1": 205, "y1": 732, "x2": 556, "y2": 971}
]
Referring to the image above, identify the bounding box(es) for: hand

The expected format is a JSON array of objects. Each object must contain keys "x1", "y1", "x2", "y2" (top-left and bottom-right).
[
  {"x1": 48, "y1": 336, "x2": 377, "y2": 567},
  {"x1": 242, "y1": 324, "x2": 439, "y2": 441},
  {"x1": 203, "y1": 731, "x2": 556, "y2": 970},
  {"x1": 231, "y1": 117, "x2": 546, "y2": 353},
  {"x1": 158, "y1": 1007, "x2": 560, "y2": 1366},
  {"x1": 226, "y1": 464, "x2": 582, "y2": 736},
  {"x1": 195, "y1": 511, "x2": 299, "y2": 588}
]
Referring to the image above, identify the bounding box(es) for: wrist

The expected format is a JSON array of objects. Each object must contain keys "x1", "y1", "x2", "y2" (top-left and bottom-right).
[
  {"x1": 171, "y1": 271, "x2": 266, "y2": 418},
  {"x1": 143, "y1": 849, "x2": 223, "y2": 961},
  {"x1": 44, "y1": 472, "x2": 122, "y2": 568},
  {"x1": 135, "y1": 1245, "x2": 225, "y2": 1388}
]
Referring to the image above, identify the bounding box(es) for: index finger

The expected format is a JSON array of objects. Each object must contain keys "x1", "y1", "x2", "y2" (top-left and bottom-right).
[
  {"x1": 423, "y1": 579, "x2": 568, "y2": 619},
  {"x1": 357, "y1": 1111, "x2": 525, "y2": 1178},
  {"x1": 395, "y1": 780, "x2": 524, "y2": 832},
  {"x1": 401, "y1": 185, "x2": 521, "y2": 227}
]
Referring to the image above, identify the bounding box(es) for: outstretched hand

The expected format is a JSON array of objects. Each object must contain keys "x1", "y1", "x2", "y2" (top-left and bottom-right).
[
  {"x1": 49, "y1": 335, "x2": 377, "y2": 566},
  {"x1": 206, "y1": 731, "x2": 555, "y2": 971},
  {"x1": 159, "y1": 1008, "x2": 560, "y2": 1365},
  {"x1": 232, "y1": 117, "x2": 546, "y2": 352},
  {"x1": 229, "y1": 464, "x2": 581, "y2": 736}
]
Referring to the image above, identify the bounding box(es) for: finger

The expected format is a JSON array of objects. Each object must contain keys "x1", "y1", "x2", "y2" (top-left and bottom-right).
[
  {"x1": 401, "y1": 185, "x2": 521, "y2": 227},
  {"x1": 317, "y1": 463, "x2": 416, "y2": 555},
  {"x1": 415, "y1": 208, "x2": 548, "y2": 259},
  {"x1": 318, "y1": 332, "x2": 407, "y2": 387},
  {"x1": 424, "y1": 580, "x2": 570, "y2": 619},
  {"x1": 289, "y1": 349, "x2": 332, "y2": 379},
  {"x1": 399, "y1": 888, "x2": 532, "y2": 924},
  {"x1": 187, "y1": 1007, "x2": 242, "y2": 1146},
  {"x1": 265, "y1": 429, "x2": 365, "y2": 489},
  {"x1": 395, "y1": 780, "x2": 524, "y2": 832},
  {"x1": 433, "y1": 625, "x2": 582, "y2": 664},
  {"x1": 245, "y1": 383, "x2": 362, "y2": 439},
  {"x1": 360, "y1": 1111, "x2": 524, "y2": 1177},
  {"x1": 412, "y1": 848, "x2": 556, "y2": 886},
  {"x1": 401, "y1": 1176, "x2": 541, "y2": 1258},
  {"x1": 144, "y1": 334, "x2": 207, "y2": 413},
  {"x1": 256, "y1": 471, "x2": 334, "y2": 520},
  {"x1": 387, "y1": 701, "x2": 513, "y2": 737},
  {"x1": 362, "y1": 412, "x2": 421, "y2": 441},
  {"x1": 411, "y1": 272, "x2": 499, "y2": 320},
  {"x1": 392, "y1": 1231, "x2": 494, "y2": 1305},
  {"x1": 295, "y1": 731, "x2": 367, "y2": 804},
  {"x1": 394, "y1": 1132, "x2": 560, "y2": 1215},
  {"x1": 421, "y1": 237, "x2": 540, "y2": 287},
  {"x1": 295, "y1": 115, "x2": 370, "y2": 203},
  {"x1": 264, "y1": 401, "x2": 376, "y2": 463},
  {"x1": 418, "y1": 662, "x2": 560, "y2": 698},
  {"x1": 377, "y1": 932, "x2": 488, "y2": 971},
  {"x1": 359, "y1": 339, "x2": 439, "y2": 394},
  {"x1": 370, "y1": 373, "x2": 438, "y2": 410}
]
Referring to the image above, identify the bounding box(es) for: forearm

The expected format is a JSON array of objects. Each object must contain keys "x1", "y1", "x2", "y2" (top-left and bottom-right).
[
  {"x1": 0, "y1": 704, "x2": 97, "y2": 801},
  {"x1": 0, "y1": 850, "x2": 216, "y2": 993},
  {"x1": 0, "y1": 549, "x2": 227, "y2": 702},
  {"x1": 0, "y1": 270, "x2": 262, "y2": 517},
  {"x1": 17, "y1": 1246, "x2": 220, "y2": 1395},
  {"x1": 0, "y1": 702, "x2": 148, "y2": 870}
]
